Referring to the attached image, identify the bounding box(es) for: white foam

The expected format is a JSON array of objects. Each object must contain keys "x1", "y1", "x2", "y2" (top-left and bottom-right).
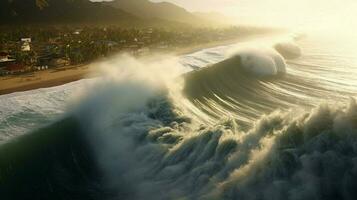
[{"x1": 236, "y1": 47, "x2": 287, "y2": 77}]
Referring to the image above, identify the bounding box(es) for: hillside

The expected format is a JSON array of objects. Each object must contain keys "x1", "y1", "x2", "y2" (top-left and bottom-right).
[
  {"x1": 0, "y1": 0, "x2": 139, "y2": 25},
  {"x1": 0, "y1": 0, "x2": 232, "y2": 27},
  {"x1": 106, "y1": 0, "x2": 224, "y2": 26}
]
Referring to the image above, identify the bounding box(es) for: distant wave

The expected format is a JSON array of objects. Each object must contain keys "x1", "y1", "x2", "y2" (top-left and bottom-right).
[{"x1": 274, "y1": 40, "x2": 302, "y2": 59}]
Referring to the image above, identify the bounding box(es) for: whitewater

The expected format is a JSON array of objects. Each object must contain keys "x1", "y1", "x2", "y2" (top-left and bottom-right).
[{"x1": 1, "y1": 32, "x2": 357, "y2": 200}]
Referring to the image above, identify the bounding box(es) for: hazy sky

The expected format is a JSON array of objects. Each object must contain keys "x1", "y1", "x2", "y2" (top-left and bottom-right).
[
  {"x1": 151, "y1": 0, "x2": 357, "y2": 30},
  {"x1": 93, "y1": 0, "x2": 357, "y2": 31}
]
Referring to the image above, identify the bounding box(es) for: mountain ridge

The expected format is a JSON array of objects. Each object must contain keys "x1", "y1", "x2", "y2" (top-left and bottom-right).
[
  {"x1": 0, "y1": 0, "x2": 232, "y2": 27},
  {"x1": 0, "y1": 0, "x2": 140, "y2": 25},
  {"x1": 105, "y1": 0, "x2": 232, "y2": 26}
]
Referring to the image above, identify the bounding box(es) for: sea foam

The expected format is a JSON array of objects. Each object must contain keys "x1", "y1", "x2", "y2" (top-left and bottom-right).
[{"x1": 233, "y1": 47, "x2": 287, "y2": 77}]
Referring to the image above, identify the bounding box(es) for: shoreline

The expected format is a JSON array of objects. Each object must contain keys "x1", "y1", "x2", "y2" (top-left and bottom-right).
[
  {"x1": 0, "y1": 34, "x2": 264, "y2": 96},
  {"x1": 0, "y1": 65, "x2": 97, "y2": 95}
]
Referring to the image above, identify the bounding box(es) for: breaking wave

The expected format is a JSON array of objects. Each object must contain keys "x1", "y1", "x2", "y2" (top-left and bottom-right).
[
  {"x1": 240, "y1": 48, "x2": 287, "y2": 75},
  {"x1": 2, "y1": 75, "x2": 356, "y2": 199},
  {"x1": 1, "y1": 34, "x2": 357, "y2": 200},
  {"x1": 81, "y1": 81, "x2": 357, "y2": 200}
]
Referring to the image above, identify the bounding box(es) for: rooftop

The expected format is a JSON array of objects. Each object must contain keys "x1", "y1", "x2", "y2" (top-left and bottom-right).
[{"x1": 0, "y1": 58, "x2": 16, "y2": 63}]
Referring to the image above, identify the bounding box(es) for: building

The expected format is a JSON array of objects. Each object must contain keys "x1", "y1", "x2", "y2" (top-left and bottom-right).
[
  {"x1": 21, "y1": 38, "x2": 32, "y2": 52},
  {"x1": 0, "y1": 59, "x2": 16, "y2": 69},
  {"x1": 0, "y1": 52, "x2": 16, "y2": 69},
  {"x1": 21, "y1": 38, "x2": 32, "y2": 43},
  {"x1": 5, "y1": 63, "x2": 27, "y2": 74},
  {"x1": 0, "y1": 52, "x2": 9, "y2": 60}
]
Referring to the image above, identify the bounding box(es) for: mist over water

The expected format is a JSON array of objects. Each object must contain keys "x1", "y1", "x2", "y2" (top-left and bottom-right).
[{"x1": 1, "y1": 32, "x2": 357, "y2": 199}]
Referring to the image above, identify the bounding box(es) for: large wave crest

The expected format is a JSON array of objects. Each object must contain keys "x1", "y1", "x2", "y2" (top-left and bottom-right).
[
  {"x1": 68, "y1": 55, "x2": 357, "y2": 199},
  {"x1": 78, "y1": 77, "x2": 357, "y2": 200}
]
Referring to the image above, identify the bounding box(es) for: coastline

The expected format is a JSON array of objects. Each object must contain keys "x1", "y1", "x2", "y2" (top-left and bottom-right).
[
  {"x1": 0, "y1": 35, "x2": 261, "y2": 96},
  {"x1": 0, "y1": 65, "x2": 97, "y2": 95}
]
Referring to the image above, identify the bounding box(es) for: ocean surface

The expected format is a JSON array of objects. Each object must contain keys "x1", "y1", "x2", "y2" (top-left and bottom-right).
[{"x1": 1, "y1": 32, "x2": 357, "y2": 200}]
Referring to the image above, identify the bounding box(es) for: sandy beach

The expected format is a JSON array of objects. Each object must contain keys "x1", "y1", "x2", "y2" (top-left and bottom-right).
[
  {"x1": 0, "y1": 35, "x2": 257, "y2": 95},
  {"x1": 0, "y1": 65, "x2": 98, "y2": 95}
]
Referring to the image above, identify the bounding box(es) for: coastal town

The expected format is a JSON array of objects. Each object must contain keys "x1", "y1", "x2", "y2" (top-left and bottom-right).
[{"x1": 0, "y1": 26, "x2": 267, "y2": 76}]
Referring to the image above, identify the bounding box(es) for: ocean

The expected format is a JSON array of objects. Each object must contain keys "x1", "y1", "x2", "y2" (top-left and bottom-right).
[{"x1": 1, "y1": 32, "x2": 357, "y2": 200}]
